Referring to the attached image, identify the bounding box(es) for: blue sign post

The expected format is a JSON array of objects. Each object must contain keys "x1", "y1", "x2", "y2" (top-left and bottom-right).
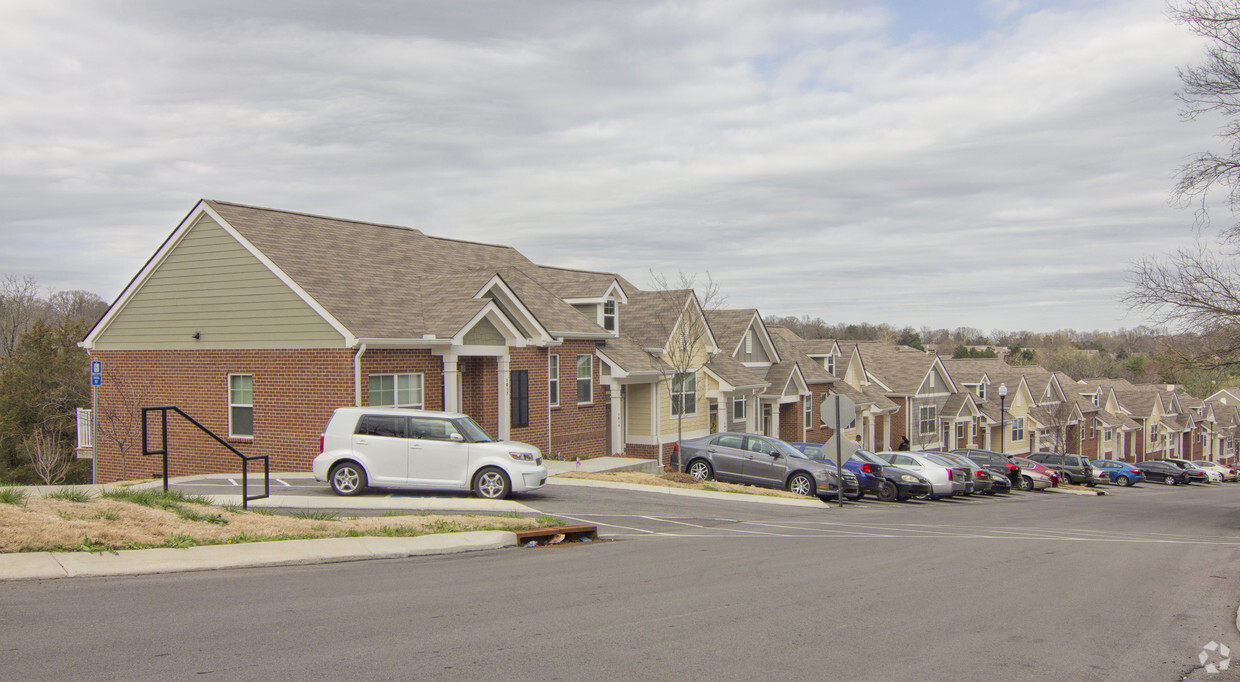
[{"x1": 90, "y1": 360, "x2": 101, "y2": 386}]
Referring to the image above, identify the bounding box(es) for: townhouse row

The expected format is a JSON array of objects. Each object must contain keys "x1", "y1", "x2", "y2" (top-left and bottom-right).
[{"x1": 77, "y1": 200, "x2": 1239, "y2": 482}]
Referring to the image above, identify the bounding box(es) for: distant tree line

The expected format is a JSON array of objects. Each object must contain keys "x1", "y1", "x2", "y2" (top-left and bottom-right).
[{"x1": 0, "y1": 275, "x2": 108, "y2": 484}]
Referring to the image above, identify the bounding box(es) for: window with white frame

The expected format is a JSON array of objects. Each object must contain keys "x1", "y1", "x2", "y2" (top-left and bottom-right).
[
  {"x1": 919, "y1": 405, "x2": 936, "y2": 435},
  {"x1": 955, "y1": 421, "x2": 965, "y2": 441},
  {"x1": 1149, "y1": 427, "x2": 1158, "y2": 443},
  {"x1": 1012, "y1": 417, "x2": 1025, "y2": 442},
  {"x1": 228, "y1": 374, "x2": 253, "y2": 438},
  {"x1": 576, "y1": 354, "x2": 592, "y2": 404},
  {"x1": 825, "y1": 355, "x2": 835, "y2": 374},
  {"x1": 1092, "y1": 393, "x2": 1099, "y2": 406},
  {"x1": 1104, "y1": 428, "x2": 1113, "y2": 442},
  {"x1": 804, "y1": 394, "x2": 812, "y2": 427},
  {"x1": 733, "y1": 395, "x2": 746, "y2": 421},
  {"x1": 602, "y1": 300, "x2": 616, "y2": 331},
  {"x1": 1089, "y1": 419, "x2": 1096, "y2": 439},
  {"x1": 819, "y1": 393, "x2": 828, "y2": 426},
  {"x1": 368, "y1": 373, "x2": 424, "y2": 408},
  {"x1": 977, "y1": 384, "x2": 986, "y2": 400},
  {"x1": 671, "y1": 372, "x2": 696, "y2": 416},
  {"x1": 548, "y1": 355, "x2": 559, "y2": 407}
]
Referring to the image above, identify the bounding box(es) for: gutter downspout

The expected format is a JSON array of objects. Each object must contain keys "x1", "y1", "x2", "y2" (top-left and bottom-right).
[{"x1": 354, "y1": 344, "x2": 368, "y2": 407}]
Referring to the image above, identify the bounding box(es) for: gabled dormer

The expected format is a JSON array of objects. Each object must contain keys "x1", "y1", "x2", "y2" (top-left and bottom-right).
[
  {"x1": 565, "y1": 279, "x2": 629, "y2": 336},
  {"x1": 916, "y1": 356, "x2": 957, "y2": 397},
  {"x1": 732, "y1": 312, "x2": 780, "y2": 367}
]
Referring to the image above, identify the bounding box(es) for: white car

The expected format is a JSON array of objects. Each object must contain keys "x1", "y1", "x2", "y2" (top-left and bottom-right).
[
  {"x1": 874, "y1": 451, "x2": 967, "y2": 499},
  {"x1": 312, "y1": 407, "x2": 548, "y2": 499}
]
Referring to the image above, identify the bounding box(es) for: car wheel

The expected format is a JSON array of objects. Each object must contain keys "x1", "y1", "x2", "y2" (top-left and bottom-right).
[
  {"x1": 329, "y1": 461, "x2": 367, "y2": 496},
  {"x1": 472, "y1": 467, "x2": 511, "y2": 499},
  {"x1": 687, "y1": 459, "x2": 713, "y2": 481},
  {"x1": 1116, "y1": 475, "x2": 1130, "y2": 487},
  {"x1": 1021, "y1": 475, "x2": 1034, "y2": 491},
  {"x1": 1164, "y1": 475, "x2": 1178, "y2": 486},
  {"x1": 787, "y1": 472, "x2": 816, "y2": 497},
  {"x1": 877, "y1": 481, "x2": 899, "y2": 502}
]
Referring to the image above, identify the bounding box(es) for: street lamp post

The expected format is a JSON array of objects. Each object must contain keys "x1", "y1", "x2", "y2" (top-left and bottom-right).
[{"x1": 998, "y1": 383, "x2": 1008, "y2": 455}]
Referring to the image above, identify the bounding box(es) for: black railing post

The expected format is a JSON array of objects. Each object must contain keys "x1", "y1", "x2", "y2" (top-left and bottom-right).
[{"x1": 140, "y1": 405, "x2": 270, "y2": 508}]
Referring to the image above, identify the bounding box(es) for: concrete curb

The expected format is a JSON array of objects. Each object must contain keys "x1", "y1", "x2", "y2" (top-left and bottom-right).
[
  {"x1": 547, "y1": 477, "x2": 829, "y2": 508},
  {"x1": 1045, "y1": 486, "x2": 1107, "y2": 496},
  {"x1": 0, "y1": 531, "x2": 518, "y2": 582}
]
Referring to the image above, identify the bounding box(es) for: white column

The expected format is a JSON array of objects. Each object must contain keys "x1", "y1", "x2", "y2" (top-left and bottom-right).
[
  {"x1": 443, "y1": 353, "x2": 460, "y2": 412},
  {"x1": 610, "y1": 385, "x2": 624, "y2": 455},
  {"x1": 497, "y1": 353, "x2": 510, "y2": 440}
]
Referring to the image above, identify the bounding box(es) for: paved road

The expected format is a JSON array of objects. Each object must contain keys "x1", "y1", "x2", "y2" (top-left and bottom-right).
[{"x1": 4, "y1": 482, "x2": 1240, "y2": 680}]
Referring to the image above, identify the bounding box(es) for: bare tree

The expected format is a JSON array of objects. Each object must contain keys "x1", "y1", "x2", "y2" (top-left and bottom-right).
[
  {"x1": 95, "y1": 370, "x2": 156, "y2": 481},
  {"x1": 0, "y1": 275, "x2": 40, "y2": 356},
  {"x1": 648, "y1": 271, "x2": 726, "y2": 469},
  {"x1": 48, "y1": 290, "x2": 108, "y2": 327},
  {"x1": 23, "y1": 427, "x2": 72, "y2": 485}
]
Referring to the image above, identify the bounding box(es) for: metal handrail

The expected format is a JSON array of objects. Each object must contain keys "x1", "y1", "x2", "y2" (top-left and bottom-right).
[{"x1": 141, "y1": 406, "x2": 270, "y2": 509}]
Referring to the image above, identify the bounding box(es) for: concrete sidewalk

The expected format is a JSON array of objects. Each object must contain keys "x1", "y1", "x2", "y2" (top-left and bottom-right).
[{"x1": 0, "y1": 456, "x2": 660, "y2": 582}]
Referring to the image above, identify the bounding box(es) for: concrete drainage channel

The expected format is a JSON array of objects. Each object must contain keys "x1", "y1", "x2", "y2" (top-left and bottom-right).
[{"x1": 515, "y1": 525, "x2": 599, "y2": 547}]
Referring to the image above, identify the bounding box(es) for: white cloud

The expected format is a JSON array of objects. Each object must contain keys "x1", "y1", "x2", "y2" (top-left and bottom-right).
[{"x1": 0, "y1": 0, "x2": 1221, "y2": 332}]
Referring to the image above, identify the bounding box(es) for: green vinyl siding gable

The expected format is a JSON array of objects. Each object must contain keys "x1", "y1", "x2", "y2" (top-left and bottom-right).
[
  {"x1": 462, "y1": 318, "x2": 505, "y2": 345},
  {"x1": 93, "y1": 214, "x2": 346, "y2": 350}
]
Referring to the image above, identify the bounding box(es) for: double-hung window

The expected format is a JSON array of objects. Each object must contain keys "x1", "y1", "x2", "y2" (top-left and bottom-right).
[
  {"x1": 1012, "y1": 417, "x2": 1025, "y2": 442},
  {"x1": 733, "y1": 395, "x2": 746, "y2": 421},
  {"x1": 228, "y1": 374, "x2": 253, "y2": 438},
  {"x1": 602, "y1": 300, "x2": 616, "y2": 332},
  {"x1": 548, "y1": 354, "x2": 560, "y2": 407},
  {"x1": 576, "y1": 354, "x2": 592, "y2": 404},
  {"x1": 368, "y1": 373, "x2": 424, "y2": 408},
  {"x1": 804, "y1": 395, "x2": 812, "y2": 427},
  {"x1": 918, "y1": 405, "x2": 936, "y2": 435},
  {"x1": 671, "y1": 372, "x2": 696, "y2": 416}
]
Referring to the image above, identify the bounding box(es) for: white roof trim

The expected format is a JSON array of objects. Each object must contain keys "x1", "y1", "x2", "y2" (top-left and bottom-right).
[
  {"x1": 474, "y1": 274, "x2": 554, "y2": 343},
  {"x1": 82, "y1": 200, "x2": 357, "y2": 349}
]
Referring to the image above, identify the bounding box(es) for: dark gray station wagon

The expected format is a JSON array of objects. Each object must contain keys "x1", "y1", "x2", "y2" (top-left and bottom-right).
[{"x1": 679, "y1": 432, "x2": 858, "y2": 500}]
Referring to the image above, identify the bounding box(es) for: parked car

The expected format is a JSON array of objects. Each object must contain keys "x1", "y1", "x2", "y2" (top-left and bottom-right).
[
  {"x1": 951, "y1": 448, "x2": 1022, "y2": 488},
  {"x1": 791, "y1": 442, "x2": 880, "y2": 501},
  {"x1": 1020, "y1": 468, "x2": 1054, "y2": 490},
  {"x1": 1011, "y1": 456, "x2": 1060, "y2": 489},
  {"x1": 312, "y1": 407, "x2": 548, "y2": 499},
  {"x1": 1192, "y1": 460, "x2": 1239, "y2": 482},
  {"x1": 1160, "y1": 458, "x2": 1212, "y2": 484},
  {"x1": 874, "y1": 451, "x2": 967, "y2": 499},
  {"x1": 1091, "y1": 460, "x2": 1147, "y2": 487},
  {"x1": 931, "y1": 451, "x2": 993, "y2": 495},
  {"x1": 849, "y1": 449, "x2": 934, "y2": 501},
  {"x1": 679, "y1": 432, "x2": 858, "y2": 500},
  {"x1": 1026, "y1": 452, "x2": 1097, "y2": 486},
  {"x1": 1133, "y1": 460, "x2": 1193, "y2": 485}
]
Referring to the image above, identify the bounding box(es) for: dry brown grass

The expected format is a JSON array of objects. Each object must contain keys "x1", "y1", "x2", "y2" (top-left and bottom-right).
[
  {"x1": 0, "y1": 496, "x2": 549, "y2": 553},
  {"x1": 558, "y1": 471, "x2": 813, "y2": 499}
]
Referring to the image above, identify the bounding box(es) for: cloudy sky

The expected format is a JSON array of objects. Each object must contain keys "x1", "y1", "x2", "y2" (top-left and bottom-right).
[{"x1": 0, "y1": 0, "x2": 1224, "y2": 333}]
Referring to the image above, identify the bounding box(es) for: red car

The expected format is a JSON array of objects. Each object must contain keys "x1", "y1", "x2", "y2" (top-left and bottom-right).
[{"x1": 1011, "y1": 456, "x2": 1060, "y2": 488}]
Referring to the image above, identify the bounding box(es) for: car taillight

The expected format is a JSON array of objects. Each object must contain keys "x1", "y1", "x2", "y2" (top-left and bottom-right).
[
  {"x1": 975, "y1": 470, "x2": 985, "y2": 478},
  {"x1": 1006, "y1": 463, "x2": 1017, "y2": 471},
  {"x1": 860, "y1": 463, "x2": 874, "y2": 474},
  {"x1": 319, "y1": 435, "x2": 324, "y2": 453},
  {"x1": 946, "y1": 469, "x2": 954, "y2": 481}
]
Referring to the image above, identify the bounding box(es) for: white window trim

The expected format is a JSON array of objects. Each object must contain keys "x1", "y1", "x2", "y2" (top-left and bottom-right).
[
  {"x1": 228, "y1": 373, "x2": 253, "y2": 439},
  {"x1": 549, "y1": 354, "x2": 560, "y2": 407},
  {"x1": 670, "y1": 371, "x2": 697, "y2": 417},
  {"x1": 576, "y1": 354, "x2": 593, "y2": 405},
  {"x1": 804, "y1": 394, "x2": 812, "y2": 428},
  {"x1": 368, "y1": 372, "x2": 425, "y2": 408},
  {"x1": 733, "y1": 395, "x2": 746, "y2": 421},
  {"x1": 919, "y1": 405, "x2": 936, "y2": 435},
  {"x1": 1012, "y1": 416, "x2": 1025, "y2": 442},
  {"x1": 825, "y1": 355, "x2": 835, "y2": 374},
  {"x1": 602, "y1": 300, "x2": 617, "y2": 333}
]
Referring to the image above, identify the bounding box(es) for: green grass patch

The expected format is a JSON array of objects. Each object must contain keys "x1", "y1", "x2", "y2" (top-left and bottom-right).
[
  {"x1": 46, "y1": 488, "x2": 93, "y2": 503},
  {"x1": 0, "y1": 485, "x2": 28, "y2": 506},
  {"x1": 101, "y1": 488, "x2": 228, "y2": 524},
  {"x1": 92, "y1": 508, "x2": 121, "y2": 521},
  {"x1": 291, "y1": 510, "x2": 341, "y2": 521}
]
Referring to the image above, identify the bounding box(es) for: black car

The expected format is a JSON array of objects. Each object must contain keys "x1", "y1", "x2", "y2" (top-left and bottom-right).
[
  {"x1": 951, "y1": 448, "x2": 1021, "y2": 488},
  {"x1": 851, "y1": 449, "x2": 933, "y2": 501},
  {"x1": 1133, "y1": 460, "x2": 1192, "y2": 485},
  {"x1": 1026, "y1": 452, "x2": 1096, "y2": 486},
  {"x1": 1159, "y1": 459, "x2": 1211, "y2": 484}
]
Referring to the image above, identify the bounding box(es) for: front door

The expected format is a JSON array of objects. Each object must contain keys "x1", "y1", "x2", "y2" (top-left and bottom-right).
[{"x1": 762, "y1": 404, "x2": 773, "y2": 436}]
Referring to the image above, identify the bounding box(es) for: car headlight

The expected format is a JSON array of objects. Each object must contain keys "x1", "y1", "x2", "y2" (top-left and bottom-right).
[
  {"x1": 899, "y1": 474, "x2": 918, "y2": 483},
  {"x1": 509, "y1": 451, "x2": 537, "y2": 462}
]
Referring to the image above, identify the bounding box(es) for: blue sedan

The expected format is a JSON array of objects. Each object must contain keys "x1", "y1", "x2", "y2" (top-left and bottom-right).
[
  {"x1": 791, "y1": 442, "x2": 880, "y2": 500},
  {"x1": 1092, "y1": 459, "x2": 1146, "y2": 486}
]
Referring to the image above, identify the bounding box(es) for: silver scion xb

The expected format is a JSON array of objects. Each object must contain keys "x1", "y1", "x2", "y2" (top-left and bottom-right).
[{"x1": 312, "y1": 407, "x2": 548, "y2": 499}]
